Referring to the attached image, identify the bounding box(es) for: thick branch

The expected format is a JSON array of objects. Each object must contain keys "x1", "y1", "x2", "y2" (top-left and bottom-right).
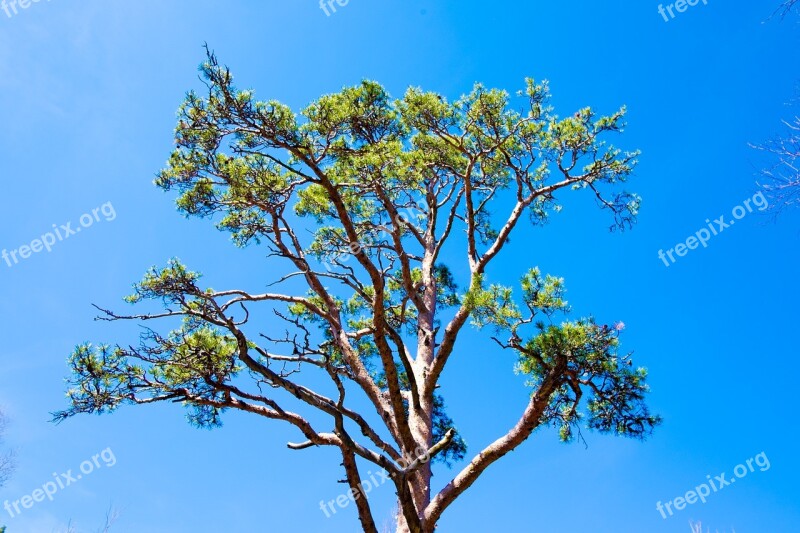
[{"x1": 423, "y1": 362, "x2": 566, "y2": 529}]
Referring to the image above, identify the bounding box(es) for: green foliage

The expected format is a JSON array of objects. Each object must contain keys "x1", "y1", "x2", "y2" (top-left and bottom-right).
[
  {"x1": 153, "y1": 53, "x2": 638, "y2": 275},
  {"x1": 465, "y1": 268, "x2": 569, "y2": 331},
  {"x1": 464, "y1": 277, "x2": 521, "y2": 330},
  {"x1": 516, "y1": 319, "x2": 660, "y2": 441},
  {"x1": 432, "y1": 395, "x2": 467, "y2": 466},
  {"x1": 466, "y1": 269, "x2": 659, "y2": 442},
  {"x1": 520, "y1": 268, "x2": 569, "y2": 317},
  {"x1": 58, "y1": 50, "x2": 655, "y2": 511},
  {"x1": 125, "y1": 259, "x2": 202, "y2": 304},
  {"x1": 59, "y1": 326, "x2": 242, "y2": 428}
]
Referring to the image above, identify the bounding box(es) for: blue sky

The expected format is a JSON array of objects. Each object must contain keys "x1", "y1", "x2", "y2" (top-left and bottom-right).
[{"x1": 1, "y1": 1, "x2": 799, "y2": 531}]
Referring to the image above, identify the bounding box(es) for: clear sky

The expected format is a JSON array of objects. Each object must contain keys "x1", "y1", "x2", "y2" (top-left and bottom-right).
[{"x1": 1, "y1": 1, "x2": 799, "y2": 532}]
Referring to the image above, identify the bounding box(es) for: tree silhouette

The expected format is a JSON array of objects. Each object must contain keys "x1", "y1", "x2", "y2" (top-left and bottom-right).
[
  {"x1": 755, "y1": 1, "x2": 800, "y2": 211},
  {"x1": 0, "y1": 412, "x2": 14, "y2": 488}
]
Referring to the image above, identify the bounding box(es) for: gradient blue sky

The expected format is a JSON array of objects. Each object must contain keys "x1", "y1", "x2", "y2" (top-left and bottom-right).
[{"x1": 1, "y1": 1, "x2": 799, "y2": 532}]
